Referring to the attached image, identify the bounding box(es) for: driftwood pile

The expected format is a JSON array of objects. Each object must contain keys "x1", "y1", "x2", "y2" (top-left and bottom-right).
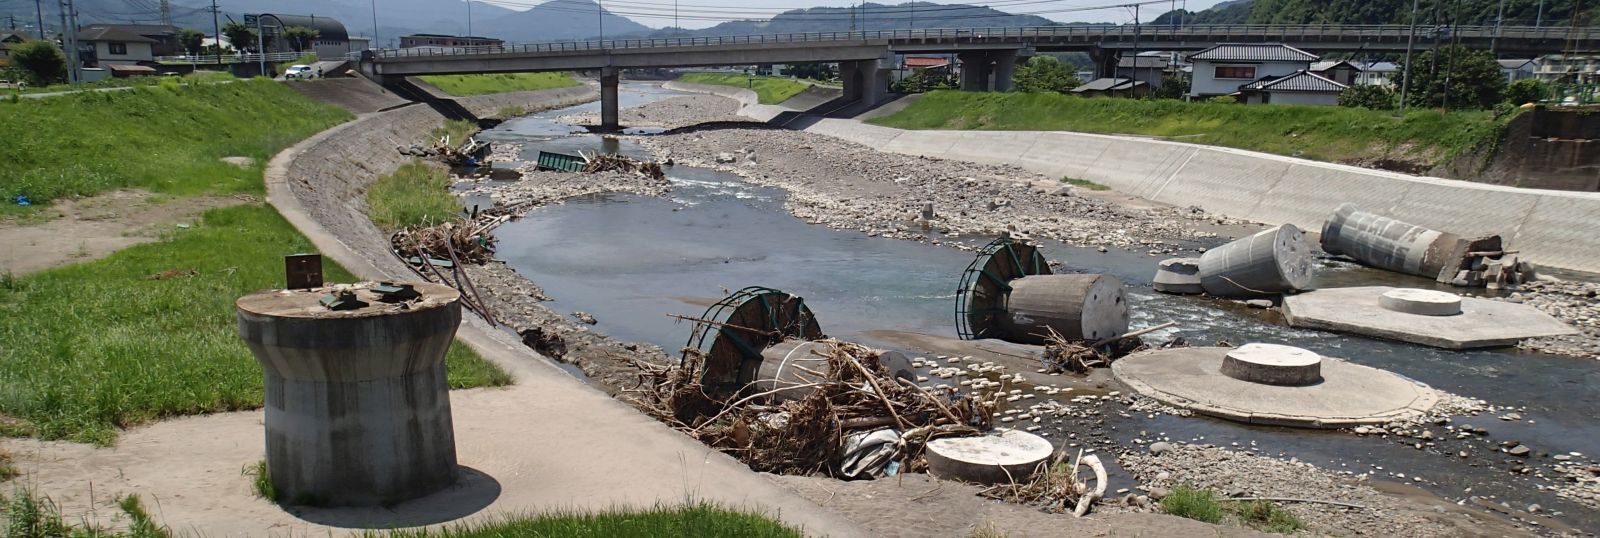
[
  {"x1": 580, "y1": 152, "x2": 666, "y2": 180},
  {"x1": 980, "y1": 448, "x2": 1109, "y2": 516},
  {"x1": 631, "y1": 339, "x2": 993, "y2": 476},
  {"x1": 389, "y1": 214, "x2": 510, "y2": 325},
  {"x1": 397, "y1": 134, "x2": 491, "y2": 167},
  {"x1": 1038, "y1": 322, "x2": 1178, "y2": 374}
]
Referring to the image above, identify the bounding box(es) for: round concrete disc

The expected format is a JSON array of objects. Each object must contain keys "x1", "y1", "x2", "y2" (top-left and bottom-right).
[
  {"x1": 1111, "y1": 347, "x2": 1440, "y2": 428},
  {"x1": 1221, "y1": 343, "x2": 1322, "y2": 386},
  {"x1": 1153, "y1": 257, "x2": 1204, "y2": 295},
  {"x1": 1379, "y1": 288, "x2": 1463, "y2": 316},
  {"x1": 925, "y1": 429, "x2": 1054, "y2": 485}
]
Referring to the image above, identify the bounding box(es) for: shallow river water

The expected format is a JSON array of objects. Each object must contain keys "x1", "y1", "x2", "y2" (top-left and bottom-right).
[{"x1": 478, "y1": 83, "x2": 1600, "y2": 531}]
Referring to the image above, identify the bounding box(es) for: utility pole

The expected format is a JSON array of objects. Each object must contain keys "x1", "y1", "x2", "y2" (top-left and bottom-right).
[
  {"x1": 34, "y1": 0, "x2": 45, "y2": 39},
  {"x1": 1491, "y1": 0, "x2": 1505, "y2": 53},
  {"x1": 256, "y1": 15, "x2": 265, "y2": 75},
  {"x1": 1536, "y1": 0, "x2": 1545, "y2": 28},
  {"x1": 159, "y1": 0, "x2": 171, "y2": 26},
  {"x1": 1132, "y1": 3, "x2": 1141, "y2": 84},
  {"x1": 598, "y1": 0, "x2": 604, "y2": 43},
  {"x1": 673, "y1": 0, "x2": 678, "y2": 32},
  {"x1": 371, "y1": 0, "x2": 379, "y2": 49},
  {"x1": 849, "y1": 4, "x2": 856, "y2": 32},
  {"x1": 1400, "y1": 0, "x2": 1420, "y2": 111},
  {"x1": 57, "y1": 0, "x2": 71, "y2": 83},
  {"x1": 1442, "y1": 0, "x2": 1461, "y2": 110},
  {"x1": 210, "y1": 0, "x2": 220, "y2": 56},
  {"x1": 466, "y1": 0, "x2": 473, "y2": 37}
]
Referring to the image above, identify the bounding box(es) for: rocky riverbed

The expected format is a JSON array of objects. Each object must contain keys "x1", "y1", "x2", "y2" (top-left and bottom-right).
[
  {"x1": 632, "y1": 122, "x2": 1213, "y2": 252},
  {"x1": 1495, "y1": 279, "x2": 1600, "y2": 359},
  {"x1": 558, "y1": 95, "x2": 747, "y2": 129}
]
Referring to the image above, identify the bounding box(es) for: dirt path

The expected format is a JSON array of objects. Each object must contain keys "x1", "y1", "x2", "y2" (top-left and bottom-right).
[{"x1": 0, "y1": 189, "x2": 250, "y2": 275}]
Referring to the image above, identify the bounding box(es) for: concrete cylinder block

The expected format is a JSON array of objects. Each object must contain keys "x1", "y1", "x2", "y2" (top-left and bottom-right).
[
  {"x1": 1153, "y1": 257, "x2": 1204, "y2": 295},
  {"x1": 236, "y1": 282, "x2": 462, "y2": 506},
  {"x1": 1219, "y1": 343, "x2": 1323, "y2": 386},
  {"x1": 998, "y1": 274, "x2": 1129, "y2": 345},
  {"x1": 1378, "y1": 288, "x2": 1463, "y2": 316},
  {"x1": 1198, "y1": 224, "x2": 1313, "y2": 297},
  {"x1": 1320, "y1": 203, "x2": 1490, "y2": 280},
  {"x1": 925, "y1": 429, "x2": 1053, "y2": 485}
]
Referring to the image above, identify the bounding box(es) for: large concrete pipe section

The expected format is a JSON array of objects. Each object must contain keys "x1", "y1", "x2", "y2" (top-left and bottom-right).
[
  {"x1": 1198, "y1": 224, "x2": 1314, "y2": 297},
  {"x1": 998, "y1": 274, "x2": 1129, "y2": 345},
  {"x1": 236, "y1": 282, "x2": 462, "y2": 506},
  {"x1": 1320, "y1": 203, "x2": 1499, "y2": 281},
  {"x1": 755, "y1": 341, "x2": 915, "y2": 402}
]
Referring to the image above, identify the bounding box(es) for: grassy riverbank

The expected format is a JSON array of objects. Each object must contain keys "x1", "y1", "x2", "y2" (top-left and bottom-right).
[
  {"x1": 420, "y1": 73, "x2": 580, "y2": 96},
  {"x1": 0, "y1": 79, "x2": 350, "y2": 211},
  {"x1": 868, "y1": 91, "x2": 1509, "y2": 167},
  {"x1": 677, "y1": 73, "x2": 808, "y2": 104},
  {"x1": 368, "y1": 160, "x2": 461, "y2": 229},
  {"x1": 0, "y1": 204, "x2": 510, "y2": 445}
]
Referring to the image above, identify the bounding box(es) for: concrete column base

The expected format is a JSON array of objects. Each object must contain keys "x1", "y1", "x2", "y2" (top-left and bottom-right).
[
  {"x1": 600, "y1": 67, "x2": 620, "y2": 131},
  {"x1": 991, "y1": 51, "x2": 1018, "y2": 92},
  {"x1": 958, "y1": 52, "x2": 992, "y2": 91}
]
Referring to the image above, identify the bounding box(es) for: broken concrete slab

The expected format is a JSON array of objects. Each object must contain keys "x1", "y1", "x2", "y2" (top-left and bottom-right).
[
  {"x1": 1112, "y1": 346, "x2": 1440, "y2": 428},
  {"x1": 1282, "y1": 286, "x2": 1577, "y2": 350}
]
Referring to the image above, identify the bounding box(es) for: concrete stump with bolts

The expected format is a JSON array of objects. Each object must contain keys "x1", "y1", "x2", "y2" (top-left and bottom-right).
[
  {"x1": 1219, "y1": 343, "x2": 1323, "y2": 386},
  {"x1": 235, "y1": 281, "x2": 462, "y2": 506}
]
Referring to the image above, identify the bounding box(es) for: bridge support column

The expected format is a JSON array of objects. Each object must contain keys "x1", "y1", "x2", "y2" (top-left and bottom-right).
[
  {"x1": 600, "y1": 67, "x2": 620, "y2": 131},
  {"x1": 992, "y1": 51, "x2": 1018, "y2": 92},
  {"x1": 841, "y1": 58, "x2": 890, "y2": 106},
  {"x1": 959, "y1": 52, "x2": 991, "y2": 91}
]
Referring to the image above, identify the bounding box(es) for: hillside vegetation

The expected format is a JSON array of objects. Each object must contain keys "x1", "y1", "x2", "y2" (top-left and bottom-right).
[
  {"x1": 677, "y1": 73, "x2": 808, "y2": 104},
  {"x1": 0, "y1": 79, "x2": 350, "y2": 210},
  {"x1": 868, "y1": 90, "x2": 1509, "y2": 168},
  {"x1": 420, "y1": 73, "x2": 580, "y2": 96}
]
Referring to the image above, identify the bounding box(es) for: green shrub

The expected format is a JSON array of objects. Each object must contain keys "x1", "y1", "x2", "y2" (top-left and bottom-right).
[
  {"x1": 1159, "y1": 485, "x2": 1223, "y2": 523},
  {"x1": 1338, "y1": 85, "x2": 1396, "y2": 110},
  {"x1": 1231, "y1": 499, "x2": 1305, "y2": 533},
  {"x1": 367, "y1": 160, "x2": 462, "y2": 230},
  {"x1": 1011, "y1": 56, "x2": 1079, "y2": 93},
  {"x1": 1505, "y1": 79, "x2": 1550, "y2": 105},
  {"x1": 8, "y1": 41, "x2": 66, "y2": 86},
  {"x1": 1208, "y1": 95, "x2": 1238, "y2": 104}
]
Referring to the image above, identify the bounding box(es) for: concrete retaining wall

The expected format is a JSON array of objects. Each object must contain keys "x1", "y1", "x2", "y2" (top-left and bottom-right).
[{"x1": 794, "y1": 117, "x2": 1600, "y2": 275}]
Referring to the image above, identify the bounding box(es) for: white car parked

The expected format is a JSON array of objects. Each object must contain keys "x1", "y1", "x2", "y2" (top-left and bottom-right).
[{"x1": 283, "y1": 65, "x2": 314, "y2": 79}]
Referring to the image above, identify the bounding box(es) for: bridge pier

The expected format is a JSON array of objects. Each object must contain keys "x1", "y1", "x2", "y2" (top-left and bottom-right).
[
  {"x1": 600, "y1": 67, "x2": 620, "y2": 131},
  {"x1": 958, "y1": 52, "x2": 992, "y2": 91},
  {"x1": 840, "y1": 58, "x2": 890, "y2": 107},
  {"x1": 992, "y1": 52, "x2": 1018, "y2": 92}
]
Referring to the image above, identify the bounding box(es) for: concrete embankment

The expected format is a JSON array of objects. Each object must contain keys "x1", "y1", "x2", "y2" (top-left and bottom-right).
[
  {"x1": 676, "y1": 83, "x2": 1600, "y2": 275},
  {"x1": 265, "y1": 85, "x2": 868, "y2": 536}
]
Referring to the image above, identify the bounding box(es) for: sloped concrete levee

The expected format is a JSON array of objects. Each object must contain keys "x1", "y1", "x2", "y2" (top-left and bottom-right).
[
  {"x1": 265, "y1": 85, "x2": 870, "y2": 536},
  {"x1": 800, "y1": 119, "x2": 1600, "y2": 275}
]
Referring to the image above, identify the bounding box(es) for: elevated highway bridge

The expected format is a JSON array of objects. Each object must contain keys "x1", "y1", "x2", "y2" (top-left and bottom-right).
[{"x1": 359, "y1": 24, "x2": 1600, "y2": 128}]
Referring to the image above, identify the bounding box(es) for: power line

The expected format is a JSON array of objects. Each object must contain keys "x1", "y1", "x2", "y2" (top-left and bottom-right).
[
  {"x1": 477, "y1": 0, "x2": 1169, "y2": 23},
  {"x1": 478, "y1": 0, "x2": 1123, "y2": 18}
]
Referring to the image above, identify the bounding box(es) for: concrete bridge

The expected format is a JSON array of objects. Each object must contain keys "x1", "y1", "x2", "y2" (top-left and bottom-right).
[{"x1": 360, "y1": 24, "x2": 1600, "y2": 128}]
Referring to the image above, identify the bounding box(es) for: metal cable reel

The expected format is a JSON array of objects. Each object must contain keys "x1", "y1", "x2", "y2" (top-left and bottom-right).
[
  {"x1": 681, "y1": 286, "x2": 824, "y2": 398},
  {"x1": 955, "y1": 237, "x2": 1129, "y2": 345}
]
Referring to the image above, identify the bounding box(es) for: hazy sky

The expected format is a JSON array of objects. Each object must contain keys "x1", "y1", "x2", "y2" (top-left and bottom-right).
[{"x1": 479, "y1": 0, "x2": 1232, "y2": 30}]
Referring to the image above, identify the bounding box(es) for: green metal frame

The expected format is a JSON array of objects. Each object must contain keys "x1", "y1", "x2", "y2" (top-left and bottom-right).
[
  {"x1": 535, "y1": 150, "x2": 586, "y2": 172},
  {"x1": 954, "y1": 237, "x2": 1050, "y2": 340},
  {"x1": 681, "y1": 286, "x2": 820, "y2": 395}
]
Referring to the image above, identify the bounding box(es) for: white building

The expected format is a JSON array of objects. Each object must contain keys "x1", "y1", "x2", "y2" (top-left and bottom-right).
[
  {"x1": 1236, "y1": 70, "x2": 1348, "y2": 105},
  {"x1": 1354, "y1": 61, "x2": 1399, "y2": 87},
  {"x1": 1498, "y1": 59, "x2": 1538, "y2": 82},
  {"x1": 1187, "y1": 43, "x2": 1319, "y2": 98}
]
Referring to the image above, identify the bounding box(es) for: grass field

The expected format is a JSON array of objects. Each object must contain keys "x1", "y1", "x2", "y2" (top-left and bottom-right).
[
  {"x1": 677, "y1": 73, "x2": 809, "y2": 105},
  {"x1": 0, "y1": 79, "x2": 350, "y2": 212},
  {"x1": 2, "y1": 489, "x2": 171, "y2": 538},
  {"x1": 377, "y1": 503, "x2": 803, "y2": 538},
  {"x1": 368, "y1": 160, "x2": 462, "y2": 230},
  {"x1": 868, "y1": 91, "x2": 1509, "y2": 167},
  {"x1": 0, "y1": 204, "x2": 510, "y2": 445},
  {"x1": 8, "y1": 71, "x2": 236, "y2": 95},
  {"x1": 420, "y1": 73, "x2": 580, "y2": 96}
]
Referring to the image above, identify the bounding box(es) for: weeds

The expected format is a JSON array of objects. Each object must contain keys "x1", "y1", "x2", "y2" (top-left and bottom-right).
[
  {"x1": 374, "y1": 502, "x2": 802, "y2": 537},
  {"x1": 244, "y1": 460, "x2": 276, "y2": 502},
  {"x1": 869, "y1": 90, "x2": 1509, "y2": 168},
  {"x1": 495, "y1": 105, "x2": 529, "y2": 118},
  {"x1": 1160, "y1": 485, "x2": 1224, "y2": 524},
  {"x1": 1063, "y1": 177, "x2": 1110, "y2": 191},
  {"x1": 430, "y1": 120, "x2": 480, "y2": 146},
  {"x1": 0, "y1": 449, "x2": 14, "y2": 481},
  {"x1": 117, "y1": 495, "x2": 171, "y2": 538},
  {"x1": 677, "y1": 73, "x2": 808, "y2": 104},
  {"x1": 1, "y1": 488, "x2": 170, "y2": 537},
  {"x1": 419, "y1": 73, "x2": 579, "y2": 96},
  {"x1": 1231, "y1": 499, "x2": 1305, "y2": 534},
  {"x1": 1160, "y1": 486, "x2": 1306, "y2": 534},
  {"x1": 367, "y1": 160, "x2": 462, "y2": 230}
]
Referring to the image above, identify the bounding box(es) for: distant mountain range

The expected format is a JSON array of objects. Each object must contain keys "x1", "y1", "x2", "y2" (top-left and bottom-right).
[{"x1": 1152, "y1": 0, "x2": 1593, "y2": 27}]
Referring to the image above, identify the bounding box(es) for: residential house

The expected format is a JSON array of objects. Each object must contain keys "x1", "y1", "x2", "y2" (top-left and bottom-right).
[
  {"x1": 1236, "y1": 70, "x2": 1348, "y2": 105},
  {"x1": 399, "y1": 34, "x2": 503, "y2": 50},
  {"x1": 76, "y1": 26, "x2": 156, "y2": 67},
  {"x1": 1498, "y1": 59, "x2": 1538, "y2": 82},
  {"x1": 1355, "y1": 61, "x2": 1399, "y2": 87},
  {"x1": 258, "y1": 14, "x2": 352, "y2": 58},
  {"x1": 1071, "y1": 77, "x2": 1149, "y2": 98},
  {"x1": 0, "y1": 33, "x2": 26, "y2": 66},
  {"x1": 1187, "y1": 43, "x2": 1318, "y2": 98},
  {"x1": 1310, "y1": 60, "x2": 1360, "y2": 86},
  {"x1": 1115, "y1": 54, "x2": 1173, "y2": 89},
  {"x1": 79, "y1": 24, "x2": 180, "y2": 56}
]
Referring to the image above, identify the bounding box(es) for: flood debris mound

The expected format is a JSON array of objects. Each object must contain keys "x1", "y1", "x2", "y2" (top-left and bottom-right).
[
  {"x1": 390, "y1": 216, "x2": 503, "y2": 265},
  {"x1": 398, "y1": 134, "x2": 492, "y2": 167},
  {"x1": 633, "y1": 339, "x2": 993, "y2": 477},
  {"x1": 580, "y1": 152, "x2": 665, "y2": 180}
]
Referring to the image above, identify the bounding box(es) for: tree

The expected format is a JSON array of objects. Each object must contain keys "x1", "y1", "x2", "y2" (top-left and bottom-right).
[
  {"x1": 891, "y1": 69, "x2": 956, "y2": 93},
  {"x1": 1504, "y1": 79, "x2": 1549, "y2": 105},
  {"x1": 221, "y1": 22, "x2": 257, "y2": 52},
  {"x1": 176, "y1": 28, "x2": 205, "y2": 55},
  {"x1": 785, "y1": 63, "x2": 836, "y2": 82},
  {"x1": 1011, "y1": 55, "x2": 1079, "y2": 93},
  {"x1": 1400, "y1": 45, "x2": 1507, "y2": 110},
  {"x1": 1338, "y1": 85, "x2": 1396, "y2": 110},
  {"x1": 1151, "y1": 72, "x2": 1189, "y2": 99},
  {"x1": 10, "y1": 41, "x2": 66, "y2": 86},
  {"x1": 282, "y1": 26, "x2": 320, "y2": 53}
]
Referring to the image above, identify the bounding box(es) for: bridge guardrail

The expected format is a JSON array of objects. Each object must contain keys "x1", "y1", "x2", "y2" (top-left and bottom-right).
[{"x1": 368, "y1": 24, "x2": 1600, "y2": 60}]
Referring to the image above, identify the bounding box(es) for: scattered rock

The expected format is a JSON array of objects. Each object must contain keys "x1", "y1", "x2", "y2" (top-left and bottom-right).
[
  {"x1": 1507, "y1": 445, "x2": 1532, "y2": 457},
  {"x1": 1148, "y1": 441, "x2": 1174, "y2": 455}
]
